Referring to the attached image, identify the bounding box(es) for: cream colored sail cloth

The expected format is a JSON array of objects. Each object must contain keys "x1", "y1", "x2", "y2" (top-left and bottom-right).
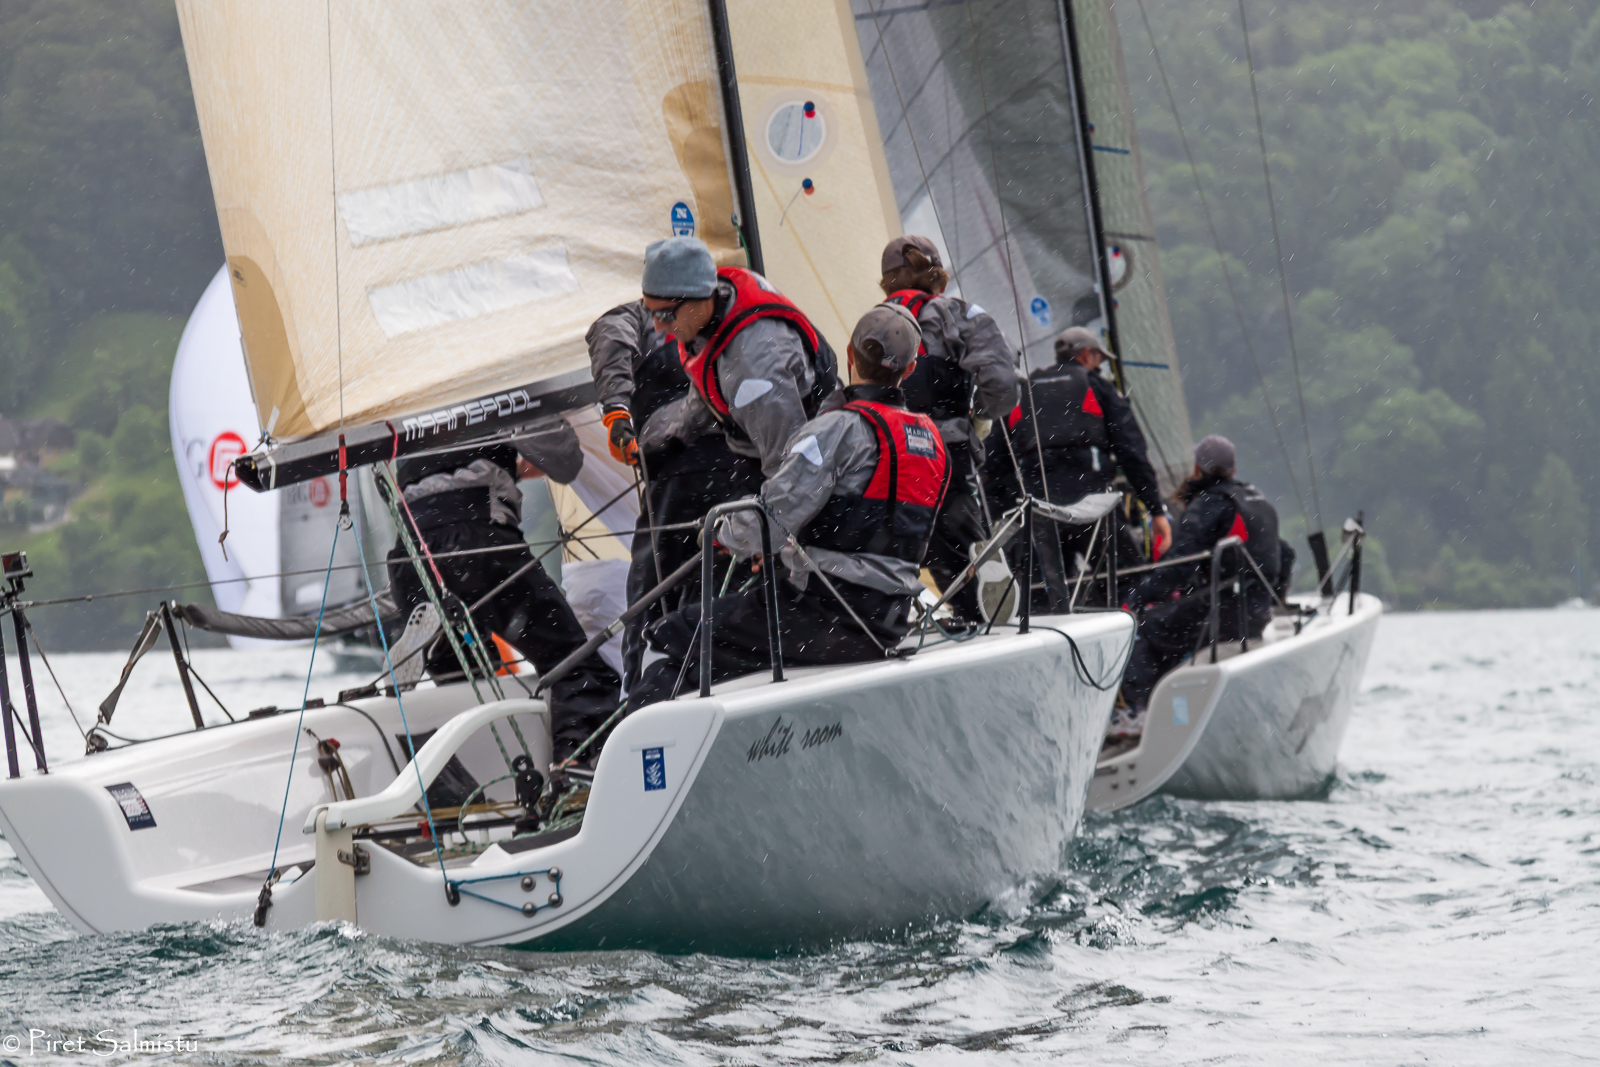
[
  {"x1": 720, "y1": 0, "x2": 901, "y2": 350},
  {"x1": 1070, "y1": 0, "x2": 1194, "y2": 494},
  {"x1": 175, "y1": 0, "x2": 743, "y2": 441}
]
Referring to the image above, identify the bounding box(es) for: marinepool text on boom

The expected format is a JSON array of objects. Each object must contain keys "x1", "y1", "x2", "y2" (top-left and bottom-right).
[{"x1": 400, "y1": 389, "x2": 541, "y2": 441}]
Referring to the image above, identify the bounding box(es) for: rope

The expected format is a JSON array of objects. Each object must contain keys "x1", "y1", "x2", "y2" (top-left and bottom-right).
[
  {"x1": 1237, "y1": 0, "x2": 1323, "y2": 530},
  {"x1": 350, "y1": 498, "x2": 450, "y2": 883},
  {"x1": 257, "y1": 520, "x2": 343, "y2": 923},
  {"x1": 20, "y1": 615, "x2": 85, "y2": 740},
  {"x1": 1131, "y1": 0, "x2": 1311, "y2": 528}
]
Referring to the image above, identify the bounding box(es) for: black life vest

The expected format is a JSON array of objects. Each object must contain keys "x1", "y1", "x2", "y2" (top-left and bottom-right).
[
  {"x1": 803, "y1": 398, "x2": 950, "y2": 565},
  {"x1": 1024, "y1": 361, "x2": 1110, "y2": 452},
  {"x1": 678, "y1": 267, "x2": 838, "y2": 441},
  {"x1": 630, "y1": 336, "x2": 691, "y2": 426},
  {"x1": 883, "y1": 289, "x2": 975, "y2": 422},
  {"x1": 1215, "y1": 480, "x2": 1281, "y2": 585}
]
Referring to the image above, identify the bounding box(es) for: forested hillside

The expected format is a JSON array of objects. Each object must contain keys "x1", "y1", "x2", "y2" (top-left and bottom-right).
[
  {"x1": 0, "y1": 0, "x2": 1592, "y2": 649},
  {"x1": 1118, "y1": 0, "x2": 1598, "y2": 605}
]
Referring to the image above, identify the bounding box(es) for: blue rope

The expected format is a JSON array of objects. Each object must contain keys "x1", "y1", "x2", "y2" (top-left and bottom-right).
[
  {"x1": 351, "y1": 516, "x2": 449, "y2": 880},
  {"x1": 264, "y1": 521, "x2": 341, "y2": 883}
]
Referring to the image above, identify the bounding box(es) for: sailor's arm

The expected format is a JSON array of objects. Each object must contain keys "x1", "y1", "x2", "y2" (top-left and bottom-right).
[
  {"x1": 1097, "y1": 380, "x2": 1166, "y2": 517},
  {"x1": 716, "y1": 412, "x2": 854, "y2": 558},
  {"x1": 513, "y1": 416, "x2": 583, "y2": 485},
  {"x1": 637, "y1": 389, "x2": 715, "y2": 455},
  {"x1": 953, "y1": 303, "x2": 1020, "y2": 421},
  {"x1": 585, "y1": 302, "x2": 651, "y2": 413},
  {"x1": 721, "y1": 318, "x2": 815, "y2": 477}
]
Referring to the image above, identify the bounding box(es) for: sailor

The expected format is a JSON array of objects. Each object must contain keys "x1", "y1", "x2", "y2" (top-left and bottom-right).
[
  {"x1": 586, "y1": 298, "x2": 763, "y2": 687},
  {"x1": 635, "y1": 236, "x2": 839, "y2": 478},
  {"x1": 628, "y1": 304, "x2": 948, "y2": 709},
  {"x1": 1008, "y1": 326, "x2": 1171, "y2": 605},
  {"x1": 877, "y1": 235, "x2": 1019, "y2": 622},
  {"x1": 386, "y1": 417, "x2": 622, "y2": 764},
  {"x1": 1115, "y1": 434, "x2": 1292, "y2": 736}
]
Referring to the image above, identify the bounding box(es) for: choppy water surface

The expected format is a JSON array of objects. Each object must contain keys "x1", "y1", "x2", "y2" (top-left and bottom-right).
[{"x1": 0, "y1": 610, "x2": 1595, "y2": 1064}]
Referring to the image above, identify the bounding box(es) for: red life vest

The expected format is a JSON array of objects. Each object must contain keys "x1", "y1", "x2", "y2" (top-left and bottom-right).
[
  {"x1": 678, "y1": 267, "x2": 835, "y2": 434},
  {"x1": 802, "y1": 398, "x2": 951, "y2": 565}
]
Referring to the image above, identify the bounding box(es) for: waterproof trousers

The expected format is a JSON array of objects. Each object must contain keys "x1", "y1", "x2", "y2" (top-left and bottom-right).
[
  {"x1": 924, "y1": 441, "x2": 989, "y2": 622},
  {"x1": 388, "y1": 521, "x2": 621, "y2": 760},
  {"x1": 623, "y1": 436, "x2": 765, "y2": 687},
  {"x1": 628, "y1": 575, "x2": 912, "y2": 711},
  {"x1": 1121, "y1": 590, "x2": 1270, "y2": 709}
]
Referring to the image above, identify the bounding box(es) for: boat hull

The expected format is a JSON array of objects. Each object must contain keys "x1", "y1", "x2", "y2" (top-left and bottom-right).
[
  {"x1": 1090, "y1": 593, "x2": 1382, "y2": 809},
  {"x1": 0, "y1": 613, "x2": 1131, "y2": 952}
]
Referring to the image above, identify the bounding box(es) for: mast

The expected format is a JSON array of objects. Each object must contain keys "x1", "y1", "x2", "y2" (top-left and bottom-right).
[{"x1": 707, "y1": 0, "x2": 763, "y2": 275}]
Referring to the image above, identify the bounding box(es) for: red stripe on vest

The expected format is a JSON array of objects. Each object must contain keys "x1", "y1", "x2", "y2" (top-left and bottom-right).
[
  {"x1": 844, "y1": 400, "x2": 948, "y2": 510},
  {"x1": 678, "y1": 267, "x2": 822, "y2": 419},
  {"x1": 1006, "y1": 404, "x2": 1023, "y2": 430},
  {"x1": 882, "y1": 289, "x2": 932, "y2": 357},
  {"x1": 1228, "y1": 513, "x2": 1250, "y2": 541},
  {"x1": 1082, "y1": 386, "x2": 1104, "y2": 417}
]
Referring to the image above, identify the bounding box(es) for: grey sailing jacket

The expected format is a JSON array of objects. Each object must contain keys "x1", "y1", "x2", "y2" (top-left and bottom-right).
[{"x1": 915, "y1": 294, "x2": 1019, "y2": 458}]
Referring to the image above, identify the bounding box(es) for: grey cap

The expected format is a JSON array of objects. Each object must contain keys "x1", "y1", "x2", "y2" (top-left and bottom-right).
[
  {"x1": 1194, "y1": 434, "x2": 1236, "y2": 475},
  {"x1": 1054, "y1": 325, "x2": 1109, "y2": 361},
  {"x1": 880, "y1": 234, "x2": 943, "y2": 274},
  {"x1": 851, "y1": 303, "x2": 922, "y2": 371},
  {"x1": 642, "y1": 236, "x2": 717, "y2": 299}
]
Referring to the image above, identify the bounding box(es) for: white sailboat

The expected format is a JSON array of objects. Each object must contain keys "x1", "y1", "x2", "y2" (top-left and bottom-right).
[{"x1": 0, "y1": 0, "x2": 1131, "y2": 949}]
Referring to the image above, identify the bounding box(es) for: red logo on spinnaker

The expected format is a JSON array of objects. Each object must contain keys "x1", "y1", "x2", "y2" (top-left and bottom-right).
[
  {"x1": 209, "y1": 432, "x2": 247, "y2": 490},
  {"x1": 308, "y1": 478, "x2": 331, "y2": 508}
]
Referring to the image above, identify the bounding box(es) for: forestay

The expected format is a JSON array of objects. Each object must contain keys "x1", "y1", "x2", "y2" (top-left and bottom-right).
[{"x1": 175, "y1": 0, "x2": 744, "y2": 441}]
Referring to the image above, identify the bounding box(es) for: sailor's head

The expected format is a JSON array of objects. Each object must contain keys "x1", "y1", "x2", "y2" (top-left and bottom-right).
[
  {"x1": 1193, "y1": 434, "x2": 1237, "y2": 479},
  {"x1": 1054, "y1": 326, "x2": 1111, "y2": 372},
  {"x1": 879, "y1": 235, "x2": 949, "y2": 297},
  {"x1": 847, "y1": 304, "x2": 920, "y2": 386},
  {"x1": 642, "y1": 237, "x2": 718, "y2": 340}
]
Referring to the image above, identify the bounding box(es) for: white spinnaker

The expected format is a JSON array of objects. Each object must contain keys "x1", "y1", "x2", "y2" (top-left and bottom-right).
[
  {"x1": 175, "y1": 0, "x2": 741, "y2": 441},
  {"x1": 169, "y1": 267, "x2": 282, "y2": 641}
]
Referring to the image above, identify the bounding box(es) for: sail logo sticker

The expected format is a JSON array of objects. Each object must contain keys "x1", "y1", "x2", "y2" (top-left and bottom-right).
[
  {"x1": 670, "y1": 202, "x2": 695, "y2": 237},
  {"x1": 642, "y1": 747, "x2": 666, "y2": 791},
  {"x1": 106, "y1": 783, "x2": 156, "y2": 830},
  {"x1": 208, "y1": 432, "x2": 247, "y2": 490},
  {"x1": 307, "y1": 478, "x2": 331, "y2": 508},
  {"x1": 1029, "y1": 296, "x2": 1052, "y2": 328}
]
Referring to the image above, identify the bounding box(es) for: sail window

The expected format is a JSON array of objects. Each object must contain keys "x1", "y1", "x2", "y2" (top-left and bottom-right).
[
  {"x1": 367, "y1": 248, "x2": 579, "y2": 336},
  {"x1": 337, "y1": 159, "x2": 545, "y2": 247},
  {"x1": 765, "y1": 101, "x2": 828, "y2": 165}
]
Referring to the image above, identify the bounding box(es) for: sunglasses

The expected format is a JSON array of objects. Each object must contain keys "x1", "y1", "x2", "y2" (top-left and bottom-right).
[{"x1": 649, "y1": 299, "x2": 689, "y2": 324}]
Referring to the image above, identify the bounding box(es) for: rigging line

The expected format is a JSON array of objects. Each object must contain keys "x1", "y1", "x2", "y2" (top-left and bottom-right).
[
  {"x1": 1131, "y1": 0, "x2": 1309, "y2": 525},
  {"x1": 326, "y1": 0, "x2": 345, "y2": 431},
  {"x1": 863, "y1": 0, "x2": 959, "y2": 288},
  {"x1": 962, "y1": 0, "x2": 1054, "y2": 504},
  {"x1": 21, "y1": 617, "x2": 84, "y2": 740},
  {"x1": 351, "y1": 499, "x2": 450, "y2": 882},
  {"x1": 1237, "y1": 0, "x2": 1323, "y2": 530},
  {"x1": 261, "y1": 520, "x2": 342, "y2": 906}
]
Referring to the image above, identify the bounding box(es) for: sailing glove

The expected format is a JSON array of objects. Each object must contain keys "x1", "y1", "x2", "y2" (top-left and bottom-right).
[{"x1": 602, "y1": 407, "x2": 639, "y2": 466}]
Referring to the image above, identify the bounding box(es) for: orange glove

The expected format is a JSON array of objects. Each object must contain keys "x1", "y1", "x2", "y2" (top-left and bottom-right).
[{"x1": 602, "y1": 408, "x2": 639, "y2": 466}]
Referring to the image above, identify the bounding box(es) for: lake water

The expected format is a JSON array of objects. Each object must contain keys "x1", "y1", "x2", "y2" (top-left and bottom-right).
[{"x1": 0, "y1": 609, "x2": 1594, "y2": 1063}]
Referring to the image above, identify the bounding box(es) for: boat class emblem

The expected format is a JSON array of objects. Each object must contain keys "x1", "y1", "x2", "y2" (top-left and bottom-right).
[
  {"x1": 106, "y1": 783, "x2": 156, "y2": 830},
  {"x1": 670, "y1": 202, "x2": 695, "y2": 237},
  {"x1": 642, "y1": 747, "x2": 666, "y2": 791}
]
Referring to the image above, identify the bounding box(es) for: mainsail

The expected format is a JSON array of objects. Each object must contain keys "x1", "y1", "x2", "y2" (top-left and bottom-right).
[
  {"x1": 175, "y1": 0, "x2": 744, "y2": 445},
  {"x1": 849, "y1": 0, "x2": 1192, "y2": 493}
]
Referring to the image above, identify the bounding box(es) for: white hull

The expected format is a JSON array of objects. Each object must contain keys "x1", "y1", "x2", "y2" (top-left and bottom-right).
[
  {"x1": 1090, "y1": 593, "x2": 1382, "y2": 810},
  {"x1": 0, "y1": 613, "x2": 1130, "y2": 951}
]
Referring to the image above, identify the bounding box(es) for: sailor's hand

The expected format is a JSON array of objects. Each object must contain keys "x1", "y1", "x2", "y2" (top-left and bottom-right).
[
  {"x1": 1151, "y1": 514, "x2": 1172, "y2": 560},
  {"x1": 749, "y1": 555, "x2": 764, "y2": 573},
  {"x1": 973, "y1": 417, "x2": 994, "y2": 440},
  {"x1": 602, "y1": 407, "x2": 639, "y2": 466}
]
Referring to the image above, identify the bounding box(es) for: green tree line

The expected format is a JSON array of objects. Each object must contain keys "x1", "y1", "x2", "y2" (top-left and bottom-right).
[{"x1": 1119, "y1": 0, "x2": 1597, "y2": 605}]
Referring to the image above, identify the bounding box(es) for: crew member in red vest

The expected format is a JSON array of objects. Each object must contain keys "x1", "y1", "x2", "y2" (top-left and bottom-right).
[
  {"x1": 628, "y1": 304, "x2": 948, "y2": 710},
  {"x1": 878, "y1": 235, "x2": 1018, "y2": 624},
  {"x1": 1115, "y1": 435, "x2": 1293, "y2": 737},
  {"x1": 634, "y1": 236, "x2": 838, "y2": 478},
  {"x1": 1005, "y1": 325, "x2": 1172, "y2": 610}
]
